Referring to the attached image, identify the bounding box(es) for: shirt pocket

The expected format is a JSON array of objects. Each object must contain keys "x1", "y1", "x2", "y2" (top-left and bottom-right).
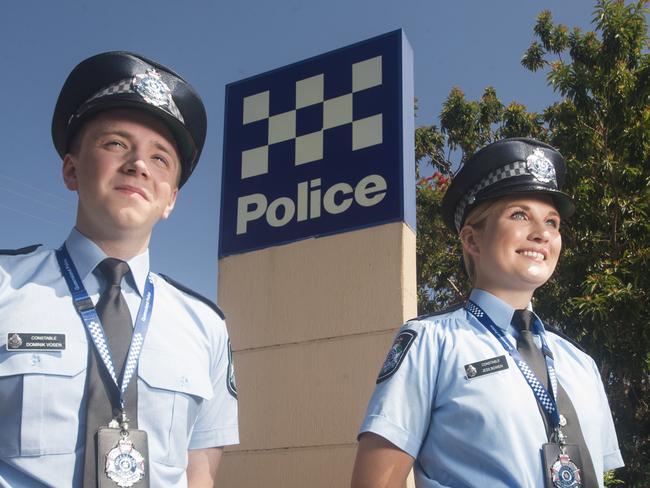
[
  {"x1": 138, "y1": 352, "x2": 213, "y2": 468},
  {"x1": 0, "y1": 340, "x2": 87, "y2": 457}
]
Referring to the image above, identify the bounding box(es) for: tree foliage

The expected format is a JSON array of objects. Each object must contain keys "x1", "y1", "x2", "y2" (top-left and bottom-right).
[{"x1": 415, "y1": 1, "x2": 649, "y2": 484}]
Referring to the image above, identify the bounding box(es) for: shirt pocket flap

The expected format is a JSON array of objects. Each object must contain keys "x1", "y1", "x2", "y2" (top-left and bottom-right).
[
  {"x1": 0, "y1": 342, "x2": 86, "y2": 378},
  {"x1": 139, "y1": 353, "x2": 214, "y2": 401}
]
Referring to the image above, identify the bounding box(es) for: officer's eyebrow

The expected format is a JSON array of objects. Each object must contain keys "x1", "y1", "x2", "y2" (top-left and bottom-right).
[
  {"x1": 97, "y1": 129, "x2": 177, "y2": 158},
  {"x1": 504, "y1": 202, "x2": 561, "y2": 218}
]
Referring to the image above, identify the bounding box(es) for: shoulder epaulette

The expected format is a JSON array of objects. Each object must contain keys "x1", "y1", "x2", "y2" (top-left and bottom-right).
[
  {"x1": 545, "y1": 325, "x2": 586, "y2": 353},
  {"x1": 0, "y1": 244, "x2": 42, "y2": 256},
  {"x1": 408, "y1": 301, "x2": 465, "y2": 322},
  {"x1": 158, "y1": 273, "x2": 225, "y2": 320}
]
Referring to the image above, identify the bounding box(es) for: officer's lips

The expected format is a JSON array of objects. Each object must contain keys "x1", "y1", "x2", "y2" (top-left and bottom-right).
[
  {"x1": 516, "y1": 248, "x2": 547, "y2": 261},
  {"x1": 115, "y1": 185, "x2": 149, "y2": 201}
]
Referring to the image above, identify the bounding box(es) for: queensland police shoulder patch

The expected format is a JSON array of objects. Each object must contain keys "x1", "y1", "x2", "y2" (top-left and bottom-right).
[
  {"x1": 226, "y1": 339, "x2": 237, "y2": 399},
  {"x1": 377, "y1": 329, "x2": 417, "y2": 383}
]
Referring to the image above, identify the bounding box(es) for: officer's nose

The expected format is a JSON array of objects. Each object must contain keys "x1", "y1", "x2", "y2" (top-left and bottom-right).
[
  {"x1": 122, "y1": 153, "x2": 150, "y2": 179},
  {"x1": 529, "y1": 219, "x2": 551, "y2": 243}
]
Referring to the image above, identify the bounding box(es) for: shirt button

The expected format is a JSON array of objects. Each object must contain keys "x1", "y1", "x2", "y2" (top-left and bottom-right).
[{"x1": 31, "y1": 354, "x2": 41, "y2": 365}]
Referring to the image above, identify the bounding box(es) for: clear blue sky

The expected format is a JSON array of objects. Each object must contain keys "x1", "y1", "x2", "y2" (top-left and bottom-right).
[{"x1": 1, "y1": 0, "x2": 598, "y2": 300}]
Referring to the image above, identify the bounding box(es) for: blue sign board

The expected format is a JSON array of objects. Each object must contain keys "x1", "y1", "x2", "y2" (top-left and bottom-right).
[{"x1": 219, "y1": 29, "x2": 414, "y2": 257}]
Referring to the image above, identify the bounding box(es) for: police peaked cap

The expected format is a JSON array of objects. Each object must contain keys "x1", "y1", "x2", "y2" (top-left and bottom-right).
[
  {"x1": 52, "y1": 51, "x2": 207, "y2": 188},
  {"x1": 441, "y1": 138, "x2": 575, "y2": 233}
]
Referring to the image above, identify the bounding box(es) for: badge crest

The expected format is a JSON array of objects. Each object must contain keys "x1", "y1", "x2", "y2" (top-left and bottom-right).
[
  {"x1": 465, "y1": 364, "x2": 477, "y2": 378},
  {"x1": 526, "y1": 148, "x2": 557, "y2": 184},
  {"x1": 377, "y1": 329, "x2": 417, "y2": 383},
  {"x1": 105, "y1": 437, "x2": 146, "y2": 487},
  {"x1": 7, "y1": 333, "x2": 22, "y2": 349},
  {"x1": 550, "y1": 453, "x2": 582, "y2": 488},
  {"x1": 132, "y1": 70, "x2": 172, "y2": 108}
]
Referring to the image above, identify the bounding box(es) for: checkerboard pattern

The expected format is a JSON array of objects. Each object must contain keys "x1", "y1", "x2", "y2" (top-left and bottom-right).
[
  {"x1": 518, "y1": 359, "x2": 557, "y2": 414},
  {"x1": 88, "y1": 319, "x2": 118, "y2": 384},
  {"x1": 240, "y1": 55, "x2": 384, "y2": 180},
  {"x1": 454, "y1": 160, "x2": 528, "y2": 231},
  {"x1": 84, "y1": 75, "x2": 184, "y2": 123},
  {"x1": 122, "y1": 332, "x2": 144, "y2": 395},
  {"x1": 466, "y1": 302, "x2": 484, "y2": 318}
]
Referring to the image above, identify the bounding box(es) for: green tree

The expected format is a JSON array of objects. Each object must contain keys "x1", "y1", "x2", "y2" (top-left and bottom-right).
[{"x1": 415, "y1": 1, "x2": 649, "y2": 484}]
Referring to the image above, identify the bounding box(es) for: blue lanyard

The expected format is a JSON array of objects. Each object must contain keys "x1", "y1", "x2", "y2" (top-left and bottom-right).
[
  {"x1": 55, "y1": 245, "x2": 154, "y2": 411},
  {"x1": 465, "y1": 300, "x2": 561, "y2": 428}
]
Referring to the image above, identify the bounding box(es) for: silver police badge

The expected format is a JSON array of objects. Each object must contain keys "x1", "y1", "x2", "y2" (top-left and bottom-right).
[
  {"x1": 527, "y1": 148, "x2": 557, "y2": 184},
  {"x1": 465, "y1": 364, "x2": 477, "y2": 378},
  {"x1": 132, "y1": 70, "x2": 172, "y2": 108},
  {"x1": 7, "y1": 333, "x2": 22, "y2": 349},
  {"x1": 105, "y1": 437, "x2": 145, "y2": 487},
  {"x1": 550, "y1": 453, "x2": 582, "y2": 488}
]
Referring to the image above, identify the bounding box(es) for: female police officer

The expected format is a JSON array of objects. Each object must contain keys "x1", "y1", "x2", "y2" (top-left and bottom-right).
[{"x1": 351, "y1": 138, "x2": 623, "y2": 487}]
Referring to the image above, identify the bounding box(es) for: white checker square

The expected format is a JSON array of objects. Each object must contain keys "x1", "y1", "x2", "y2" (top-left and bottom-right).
[
  {"x1": 268, "y1": 110, "x2": 296, "y2": 144},
  {"x1": 243, "y1": 91, "x2": 270, "y2": 124},
  {"x1": 296, "y1": 74, "x2": 324, "y2": 109},
  {"x1": 295, "y1": 131, "x2": 323, "y2": 166},
  {"x1": 352, "y1": 113, "x2": 383, "y2": 150},
  {"x1": 323, "y1": 94, "x2": 352, "y2": 130},
  {"x1": 241, "y1": 146, "x2": 269, "y2": 179},
  {"x1": 353, "y1": 56, "x2": 382, "y2": 92}
]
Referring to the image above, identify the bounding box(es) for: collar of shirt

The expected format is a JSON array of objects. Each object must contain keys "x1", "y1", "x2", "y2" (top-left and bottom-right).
[
  {"x1": 469, "y1": 288, "x2": 547, "y2": 344},
  {"x1": 64, "y1": 228, "x2": 150, "y2": 298}
]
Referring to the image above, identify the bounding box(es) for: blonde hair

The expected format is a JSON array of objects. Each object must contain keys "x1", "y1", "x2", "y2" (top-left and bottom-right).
[{"x1": 460, "y1": 198, "x2": 509, "y2": 283}]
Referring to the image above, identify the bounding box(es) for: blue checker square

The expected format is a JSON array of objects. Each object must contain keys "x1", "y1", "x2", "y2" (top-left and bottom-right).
[
  {"x1": 296, "y1": 104, "x2": 323, "y2": 136},
  {"x1": 220, "y1": 29, "x2": 415, "y2": 257}
]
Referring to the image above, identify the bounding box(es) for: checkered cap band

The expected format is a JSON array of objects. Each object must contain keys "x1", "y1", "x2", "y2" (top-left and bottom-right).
[
  {"x1": 88, "y1": 320, "x2": 118, "y2": 384},
  {"x1": 83, "y1": 77, "x2": 184, "y2": 123},
  {"x1": 454, "y1": 160, "x2": 529, "y2": 232}
]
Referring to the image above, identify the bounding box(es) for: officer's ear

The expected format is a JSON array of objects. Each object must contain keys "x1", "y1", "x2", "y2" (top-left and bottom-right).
[
  {"x1": 459, "y1": 224, "x2": 481, "y2": 258},
  {"x1": 62, "y1": 153, "x2": 79, "y2": 191}
]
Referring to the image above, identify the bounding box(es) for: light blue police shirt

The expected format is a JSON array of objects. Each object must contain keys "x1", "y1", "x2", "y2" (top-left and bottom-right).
[
  {"x1": 360, "y1": 288, "x2": 624, "y2": 488},
  {"x1": 0, "y1": 229, "x2": 239, "y2": 487}
]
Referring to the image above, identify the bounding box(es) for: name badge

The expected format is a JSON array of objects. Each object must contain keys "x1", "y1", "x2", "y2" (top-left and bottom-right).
[
  {"x1": 6, "y1": 333, "x2": 66, "y2": 351},
  {"x1": 464, "y1": 355, "x2": 508, "y2": 379}
]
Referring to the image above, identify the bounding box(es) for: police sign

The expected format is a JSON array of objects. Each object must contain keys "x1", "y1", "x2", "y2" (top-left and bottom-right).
[{"x1": 219, "y1": 30, "x2": 414, "y2": 257}]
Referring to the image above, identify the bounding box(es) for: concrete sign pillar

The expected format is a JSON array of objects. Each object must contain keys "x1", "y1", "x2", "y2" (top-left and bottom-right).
[{"x1": 217, "y1": 30, "x2": 416, "y2": 487}]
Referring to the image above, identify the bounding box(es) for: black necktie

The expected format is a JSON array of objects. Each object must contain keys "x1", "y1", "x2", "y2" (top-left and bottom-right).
[
  {"x1": 512, "y1": 309, "x2": 598, "y2": 487},
  {"x1": 83, "y1": 258, "x2": 138, "y2": 487}
]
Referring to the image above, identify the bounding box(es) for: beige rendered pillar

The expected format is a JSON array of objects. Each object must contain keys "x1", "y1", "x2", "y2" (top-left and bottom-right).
[{"x1": 216, "y1": 220, "x2": 416, "y2": 487}]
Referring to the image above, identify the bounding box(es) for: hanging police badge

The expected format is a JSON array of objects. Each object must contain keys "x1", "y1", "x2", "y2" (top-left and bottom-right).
[
  {"x1": 98, "y1": 427, "x2": 149, "y2": 488},
  {"x1": 550, "y1": 453, "x2": 582, "y2": 488},
  {"x1": 105, "y1": 437, "x2": 145, "y2": 487},
  {"x1": 377, "y1": 329, "x2": 417, "y2": 383}
]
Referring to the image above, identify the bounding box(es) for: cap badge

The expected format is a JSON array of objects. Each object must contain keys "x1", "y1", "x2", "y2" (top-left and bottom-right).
[
  {"x1": 526, "y1": 148, "x2": 556, "y2": 184},
  {"x1": 132, "y1": 70, "x2": 172, "y2": 108}
]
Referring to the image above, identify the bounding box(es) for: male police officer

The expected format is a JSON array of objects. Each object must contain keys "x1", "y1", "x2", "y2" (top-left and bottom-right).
[{"x1": 0, "y1": 52, "x2": 238, "y2": 487}]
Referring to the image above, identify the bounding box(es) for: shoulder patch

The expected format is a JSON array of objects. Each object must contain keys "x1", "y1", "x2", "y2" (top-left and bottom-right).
[
  {"x1": 158, "y1": 273, "x2": 225, "y2": 320},
  {"x1": 409, "y1": 301, "x2": 465, "y2": 322},
  {"x1": 0, "y1": 244, "x2": 42, "y2": 256},
  {"x1": 546, "y1": 326, "x2": 586, "y2": 353},
  {"x1": 226, "y1": 339, "x2": 237, "y2": 399},
  {"x1": 377, "y1": 329, "x2": 417, "y2": 383}
]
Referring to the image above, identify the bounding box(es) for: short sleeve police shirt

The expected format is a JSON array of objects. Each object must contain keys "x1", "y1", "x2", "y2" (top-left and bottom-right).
[
  {"x1": 0, "y1": 230, "x2": 238, "y2": 487},
  {"x1": 360, "y1": 289, "x2": 623, "y2": 488}
]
